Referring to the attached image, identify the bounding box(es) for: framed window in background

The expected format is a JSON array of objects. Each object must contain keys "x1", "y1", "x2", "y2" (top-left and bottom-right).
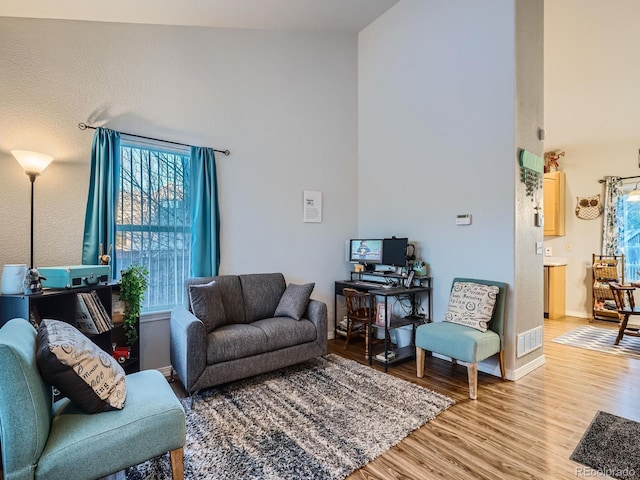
[
  {"x1": 617, "y1": 183, "x2": 640, "y2": 283},
  {"x1": 116, "y1": 140, "x2": 192, "y2": 312}
]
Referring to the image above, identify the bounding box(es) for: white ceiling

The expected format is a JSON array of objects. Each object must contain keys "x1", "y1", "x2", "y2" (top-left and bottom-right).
[{"x1": 0, "y1": 0, "x2": 400, "y2": 32}]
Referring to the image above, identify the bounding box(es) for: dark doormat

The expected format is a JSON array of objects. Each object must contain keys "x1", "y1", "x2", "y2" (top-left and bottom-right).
[{"x1": 571, "y1": 411, "x2": 640, "y2": 479}]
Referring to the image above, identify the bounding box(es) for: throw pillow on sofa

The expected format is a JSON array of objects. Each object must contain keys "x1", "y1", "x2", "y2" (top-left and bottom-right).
[
  {"x1": 36, "y1": 319, "x2": 126, "y2": 414},
  {"x1": 274, "y1": 283, "x2": 315, "y2": 320},
  {"x1": 189, "y1": 280, "x2": 227, "y2": 332}
]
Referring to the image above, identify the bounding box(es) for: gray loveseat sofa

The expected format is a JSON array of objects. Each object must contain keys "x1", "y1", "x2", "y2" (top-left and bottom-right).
[{"x1": 170, "y1": 272, "x2": 327, "y2": 397}]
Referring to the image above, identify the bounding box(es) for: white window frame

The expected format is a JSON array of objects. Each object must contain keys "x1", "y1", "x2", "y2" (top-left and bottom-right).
[
  {"x1": 115, "y1": 137, "x2": 192, "y2": 313},
  {"x1": 617, "y1": 183, "x2": 640, "y2": 283}
]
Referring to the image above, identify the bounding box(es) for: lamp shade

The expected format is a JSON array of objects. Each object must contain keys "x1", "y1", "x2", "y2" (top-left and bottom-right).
[
  {"x1": 11, "y1": 150, "x2": 54, "y2": 176},
  {"x1": 628, "y1": 188, "x2": 640, "y2": 202}
]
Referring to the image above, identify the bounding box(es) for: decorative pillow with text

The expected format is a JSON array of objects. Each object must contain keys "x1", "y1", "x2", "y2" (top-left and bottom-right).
[
  {"x1": 443, "y1": 282, "x2": 499, "y2": 332},
  {"x1": 36, "y1": 319, "x2": 126, "y2": 414}
]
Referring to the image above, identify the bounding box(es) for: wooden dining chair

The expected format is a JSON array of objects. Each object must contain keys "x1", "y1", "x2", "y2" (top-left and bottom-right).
[
  {"x1": 608, "y1": 282, "x2": 640, "y2": 345},
  {"x1": 343, "y1": 288, "x2": 375, "y2": 355}
]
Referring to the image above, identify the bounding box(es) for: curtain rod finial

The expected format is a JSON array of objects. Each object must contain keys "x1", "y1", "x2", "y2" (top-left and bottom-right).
[{"x1": 78, "y1": 123, "x2": 88, "y2": 130}]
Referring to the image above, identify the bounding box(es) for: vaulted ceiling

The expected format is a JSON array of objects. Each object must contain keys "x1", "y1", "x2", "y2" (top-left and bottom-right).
[{"x1": 0, "y1": 0, "x2": 400, "y2": 32}]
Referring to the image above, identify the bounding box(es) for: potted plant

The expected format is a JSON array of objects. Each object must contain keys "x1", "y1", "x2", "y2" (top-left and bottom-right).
[{"x1": 119, "y1": 264, "x2": 149, "y2": 347}]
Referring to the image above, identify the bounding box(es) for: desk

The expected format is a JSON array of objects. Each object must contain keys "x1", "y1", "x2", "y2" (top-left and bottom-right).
[
  {"x1": 367, "y1": 285, "x2": 431, "y2": 372},
  {"x1": 334, "y1": 274, "x2": 432, "y2": 369}
]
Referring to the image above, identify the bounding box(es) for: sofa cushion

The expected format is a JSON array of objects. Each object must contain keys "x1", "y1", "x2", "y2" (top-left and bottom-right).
[
  {"x1": 189, "y1": 281, "x2": 226, "y2": 332},
  {"x1": 274, "y1": 283, "x2": 315, "y2": 320},
  {"x1": 186, "y1": 275, "x2": 245, "y2": 324},
  {"x1": 415, "y1": 321, "x2": 500, "y2": 364},
  {"x1": 239, "y1": 273, "x2": 286, "y2": 323},
  {"x1": 252, "y1": 317, "x2": 317, "y2": 351},
  {"x1": 36, "y1": 319, "x2": 126, "y2": 414},
  {"x1": 206, "y1": 324, "x2": 268, "y2": 364},
  {"x1": 38, "y1": 370, "x2": 186, "y2": 480}
]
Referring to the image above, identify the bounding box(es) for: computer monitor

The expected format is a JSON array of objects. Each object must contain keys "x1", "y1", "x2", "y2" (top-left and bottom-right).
[
  {"x1": 349, "y1": 239, "x2": 383, "y2": 264},
  {"x1": 382, "y1": 237, "x2": 408, "y2": 267}
]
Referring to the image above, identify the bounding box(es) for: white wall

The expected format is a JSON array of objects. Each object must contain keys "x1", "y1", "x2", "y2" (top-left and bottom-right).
[
  {"x1": 514, "y1": 0, "x2": 545, "y2": 370},
  {"x1": 0, "y1": 17, "x2": 358, "y2": 368},
  {"x1": 359, "y1": 0, "x2": 544, "y2": 377},
  {"x1": 544, "y1": 0, "x2": 640, "y2": 317}
]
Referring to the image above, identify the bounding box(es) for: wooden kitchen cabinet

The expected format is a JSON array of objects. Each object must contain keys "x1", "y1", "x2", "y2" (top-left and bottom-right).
[
  {"x1": 544, "y1": 172, "x2": 565, "y2": 236},
  {"x1": 544, "y1": 265, "x2": 566, "y2": 319}
]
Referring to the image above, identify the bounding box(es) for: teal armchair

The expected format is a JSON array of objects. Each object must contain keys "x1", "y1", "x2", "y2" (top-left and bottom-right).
[
  {"x1": 0, "y1": 318, "x2": 186, "y2": 480},
  {"x1": 415, "y1": 278, "x2": 507, "y2": 400}
]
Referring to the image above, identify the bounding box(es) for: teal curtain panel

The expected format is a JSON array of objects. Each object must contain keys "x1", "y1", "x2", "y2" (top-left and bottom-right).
[
  {"x1": 190, "y1": 146, "x2": 220, "y2": 277},
  {"x1": 81, "y1": 127, "x2": 121, "y2": 276}
]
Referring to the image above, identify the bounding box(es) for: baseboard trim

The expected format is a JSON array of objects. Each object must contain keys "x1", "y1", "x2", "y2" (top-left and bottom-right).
[
  {"x1": 565, "y1": 309, "x2": 590, "y2": 318},
  {"x1": 511, "y1": 354, "x2": 546, "y2": 380},
  {"x1": 158, "y1": 365, "x2": 173, "y2": 378},
  {"x1": 432, "y1": 352, "x2": 545, "y2": 381}
]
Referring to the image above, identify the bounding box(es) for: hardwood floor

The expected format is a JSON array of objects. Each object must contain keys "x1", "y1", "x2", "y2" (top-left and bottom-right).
[
  {"x1": 5, "y1": 316, "x2": 632, "y2": 480},
  {"x1": 335, "y1": 316, "x2": 639, "y2": 480},
  {"x1": 168, "y1": 316, "x2": 639, "y2": 479}
]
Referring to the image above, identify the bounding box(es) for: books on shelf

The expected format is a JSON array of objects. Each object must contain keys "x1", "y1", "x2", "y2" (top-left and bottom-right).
[{"x1": 75, "y1": 291, "x2": 113, "y2": 335}]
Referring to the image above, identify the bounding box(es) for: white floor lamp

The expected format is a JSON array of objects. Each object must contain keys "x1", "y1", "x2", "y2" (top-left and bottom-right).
[{"x1": 11, "y1": 150, "x2": 54, "y2": 269}]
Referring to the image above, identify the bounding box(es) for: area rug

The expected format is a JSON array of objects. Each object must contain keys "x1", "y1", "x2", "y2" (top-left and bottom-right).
[
  {"x1": 571, "y1": 411, "x2": 640, "y2": 479},
  {"x1": 126, "y1": 354, "x2": 454, "y2": 480},
  {"x1": 551, "y1": 325, "x2": 640, "y2": 360}
]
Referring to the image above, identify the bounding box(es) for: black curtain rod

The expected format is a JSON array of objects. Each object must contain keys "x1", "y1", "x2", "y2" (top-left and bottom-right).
[
  {"x1": 78, "y1": 123, "x2": 230, "y2": 156},
  {"x1": 598, "y1": 175, "x2": 640, "y2": 183}
]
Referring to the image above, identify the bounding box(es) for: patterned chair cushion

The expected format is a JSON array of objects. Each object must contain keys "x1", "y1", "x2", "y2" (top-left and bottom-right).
[
  {"x1": 444, "y1": 282, "x2": 499, "y2": 332},
  {"x1": 36, "y1": 319, "x2": 126, "y2": 414}
]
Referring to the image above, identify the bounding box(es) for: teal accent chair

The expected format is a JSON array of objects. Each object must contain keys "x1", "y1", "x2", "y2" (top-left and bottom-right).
[
  {"x1": 0, "y1": 318, "x2": 186, "y2": 480},
  {"x1": 415, "y1": 278, "x2": 507, "y2": 400}
]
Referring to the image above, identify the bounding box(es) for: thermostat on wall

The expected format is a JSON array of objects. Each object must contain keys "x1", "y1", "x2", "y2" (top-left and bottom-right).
[{"x1": 456, "y1": 214, "x2": 472, "y2": 226}]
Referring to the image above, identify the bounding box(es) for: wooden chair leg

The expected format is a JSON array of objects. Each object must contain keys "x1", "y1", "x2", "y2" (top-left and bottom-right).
[
  {"x1": 364, "y1": 322, "x2": 369, "y2": 358},
  {"x1": 615, "y1": 314, "x2": 630, "y2": 345},
  {"x1": 467, "y1": 363, "x2": 478, "y2": 400},
  {"x1": 416, "y1": 347, "x2": 425, "y2": 378},
  {"x1": 170, "y1": 448, "x2": 184, "y2": 480},
  {"x1": 344, "y1": 320, "x2": 353, "y2": 348},
  {"x1": 499, "y1": 350, "x2": 506, "y2": 380}
]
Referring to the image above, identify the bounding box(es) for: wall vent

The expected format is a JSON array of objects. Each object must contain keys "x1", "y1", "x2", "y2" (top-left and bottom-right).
[{"x1": 516, "y1": 326, "x2": 543, "y2": 358}]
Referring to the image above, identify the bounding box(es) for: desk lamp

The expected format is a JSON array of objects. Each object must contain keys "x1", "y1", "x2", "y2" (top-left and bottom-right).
[{"x1": 12, "y1": 150, "x2": 54, "y2": 269}]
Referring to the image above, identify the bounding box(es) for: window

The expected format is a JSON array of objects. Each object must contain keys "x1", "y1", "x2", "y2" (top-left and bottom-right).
[
  {"x1": 116, "y1": 140, "x2": 191, "y2": 312},
  {"x1": 617, "y1": 184, "x2": 640, "y2": 283}
]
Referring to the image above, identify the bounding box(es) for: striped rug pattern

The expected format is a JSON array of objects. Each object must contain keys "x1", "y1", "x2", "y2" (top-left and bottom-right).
[
  {"x1": 126, "y1": 354, "x2": 454, "y2": 480},
  {"x1": 552, "y1": 325, "x2": 640, "y2": 360}
]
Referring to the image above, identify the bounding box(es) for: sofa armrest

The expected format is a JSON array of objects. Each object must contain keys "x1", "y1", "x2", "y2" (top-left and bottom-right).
[
  {"x1": 304, "y1": 299, "x2": 328, "y2": 355},
  {"x1": 169, "y1": 307, "x2": 207, "y2": 393}
]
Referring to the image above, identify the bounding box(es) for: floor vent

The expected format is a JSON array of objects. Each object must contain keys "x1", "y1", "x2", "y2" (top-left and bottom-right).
[{"x1": 516, "y1": 326, "x2": 543, "y2": 358}]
